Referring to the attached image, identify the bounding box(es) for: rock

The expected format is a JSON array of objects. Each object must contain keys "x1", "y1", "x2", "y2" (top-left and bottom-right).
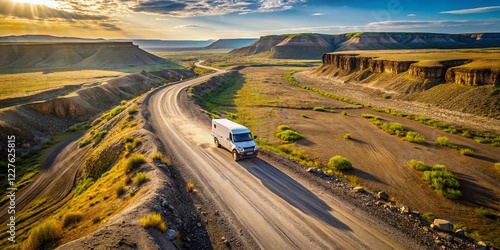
[
  {"x1": 432, "y1": 219, "x2": 454, "y2": 232},
  {"x1": 307, "y1": 168, "x2": 316, "y2": 173},
  {"x1": 422, "y1": 226, "x2": 429, "y2": 232},
  {"x1": 166, "y1": 229, "x2": 177, "y2": 241},
  {"x1": 377, "y1": 191, "x2": 389, "y2": 201},
  {"x1": 477, "y1": 241, "x2": 488, "y2": 250},
  {"x1": 400, "y1": 206, "x2": 410, "y2": 214},
  {"x1": 168, "y1": 205, "x2": 175, "y2": 212},
  {"x1": 455, "y1": 229, "x2": 465, "y2": 236},
  {"x1": 352, "y1": 187, "x2": 365, "y2": 193},
  {"x1": 174, "y1": 218, "x2": 182, "y2": 225},
  {"x1": 197, "y1": 223, "x2": 202, "y2": 228}
]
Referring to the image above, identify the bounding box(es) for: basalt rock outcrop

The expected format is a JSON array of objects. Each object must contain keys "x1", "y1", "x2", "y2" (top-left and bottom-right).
[
  {"x1": 232, "y1": 32, "x2": 500, "y2": 59},
  {"x1": 320, "y1": 53, "x2": 499, "y2": 87}
]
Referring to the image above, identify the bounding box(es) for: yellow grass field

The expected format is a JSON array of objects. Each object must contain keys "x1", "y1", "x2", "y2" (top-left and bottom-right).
[{"x1": 0, "y1": 70, "x2": 126, "y2": 99}]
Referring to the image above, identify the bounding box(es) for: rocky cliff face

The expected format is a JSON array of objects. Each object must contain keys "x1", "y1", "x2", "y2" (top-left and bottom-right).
[
  {"x1": 231, "y1": 32, "x2": 500, "y2": 59},
  {"x1": 321, "y1": 53, "x2": 499, "y2": 87}
]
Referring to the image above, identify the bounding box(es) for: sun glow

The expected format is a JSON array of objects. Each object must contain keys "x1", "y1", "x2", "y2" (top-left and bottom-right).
[{"x1": 13, "y1": 0, "x2": 60, "y2": 8}]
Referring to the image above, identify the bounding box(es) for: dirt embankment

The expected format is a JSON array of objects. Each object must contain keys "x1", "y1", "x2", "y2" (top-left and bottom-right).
[{"x1": 0, "y1": 69, "x2": 195, "y2": 153}]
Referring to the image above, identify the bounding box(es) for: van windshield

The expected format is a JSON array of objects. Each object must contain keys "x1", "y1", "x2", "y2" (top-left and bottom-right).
[{"x1": 233, "y1": 133, "x2": 253, "y2": 142}]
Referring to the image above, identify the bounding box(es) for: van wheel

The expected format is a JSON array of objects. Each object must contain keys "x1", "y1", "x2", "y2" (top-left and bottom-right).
[
  {"x1": 214, "y1": 138, "x2": 220, "y2": 148},
  {"x1": 232, "y1": 150, "x2": 240, "y2": 161}
]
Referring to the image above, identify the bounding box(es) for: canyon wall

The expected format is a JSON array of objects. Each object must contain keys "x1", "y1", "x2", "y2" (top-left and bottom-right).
[{"x1": 321, "y1": 53, "x2": 499, "y2": 87}]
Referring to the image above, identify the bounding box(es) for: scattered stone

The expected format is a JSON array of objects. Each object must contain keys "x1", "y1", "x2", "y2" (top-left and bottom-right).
[
  {"x1": 221, "y1": 236, "x2": 226, "y2": 242},
  {"x1": 352, "y1": 187, "x2": 365, "y2": 193},
  {"x1": 197, "y1": 223, "x2": 202, "y2": 228},
  {"x1": 455, "y1": 229, "x2": 465, "y2": 236},
  {"x1": 432, "y1": 219, "x2": 454, "y2": 233},
  {"x1": 174, "y1": 218, "x2": 182, "y2": 225},
  {"x1": 477, "y1": 241, "x2": 488, "y2": 250},
  {"x1": 168, "y1": 205, "x2": 175, "y2": 212},
  {"x1": 422, "y1": 226, "x2": 429, "y2": 232},
  {"x1": 161, "y1": 200, "x2": 169, "y2": 208},
  {"x1": 307, "y1": 168, "x2": 316, "y2": 173},
  {"x1": 377, "y1": 191, "x2": 389, "y2": 201},
  {"x1": 440, "y1": 245, "x2": 446, "y2": 249},
  {"x1": 166, "y1": 229, "x2": 177, "y2": 241},
  {"x1": 400, "y1": 206, "x2": 410, "y2": 214},
  {"x1": 214, "y1": 210, "x2": 220, "y2": 216}
]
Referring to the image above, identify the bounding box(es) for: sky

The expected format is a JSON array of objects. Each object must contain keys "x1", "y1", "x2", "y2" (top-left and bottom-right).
[{"x1": 0, "y1": 0, "x2": 499, "y2": 40}]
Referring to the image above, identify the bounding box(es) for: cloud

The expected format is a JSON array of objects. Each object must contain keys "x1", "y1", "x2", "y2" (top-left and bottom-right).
[
  {"x1": 364, "y1": 19, "x2": 500, "y2": 30},
  {"x1": 440, "y1": 6, "x2": 500, "y2": 14},
  {"x1": 0, "y1": 0, "x2": 108, "y2": 20},
  {"x1": 311, "y1": 13, "x2": 324, "y2": 16},
  {"x1": 171, "y1": 24, "x2": 205, "y2": 29},
  {"x1": 99, "y1": 23, "x2": 122, "y2": 31},
  {"x1": 128, "y1": 0, "x2": 306, "y2": 17},
  {"x1": 407, "y1": 14, "x2": 416, "y2": 17}
]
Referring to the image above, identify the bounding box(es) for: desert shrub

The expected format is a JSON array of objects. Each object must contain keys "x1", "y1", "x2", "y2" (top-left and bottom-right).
[
  {"x1": 328, "y1": 155, "x2": 353, "y2": 171},
  {"x1": 423, "y1": 212, "x2": 436, "y2": 221},
  {"x1": 134, "y1": 172, "x2": 148, "y2": 186},
  {"x1": 125, "y1": 142, "x2": 134, "y2": 153},
  {"x1": 23, "y1": 220, "x2": 61, "y2": 250},
  {"x1": 343, "y1": 133, "x2": 352, "y2": 139},
  {"x1": 84, "y1": 147, "x2": 120, "y2": 179},
  {"x1": 435, "y1": 136, "x2": 450, "y2": 146},
  {"x1": 408, "y1": 160, "x2": 431, "y2": 171},
  {"x1": 187, "y1": 181, "x2": 195, "y2": 193},
  {"x1": 132, "y1": 138, "x2": 142, "y2": 148},
  {"x1": 421, "y1": 167, "x2": 461, "y2": 199},
  {"x1": 405, "y1": 131, "x2": 426, "y2": 143},
  {"x1": 139, "y1": 213, "x2": 167, "y2": 232},
  {"x1": 313, "y1": 106, "x2": 325, "y2": 112},
  {"x1": 382, "y1": 93, "x2": 391, "y2": 99},
  {"x1": 495, "y1": 163, "x2": 500, "y2": 171},
  {"x1": 341, "y1": 111, "x2": 347, "y2": 116},
  {"x1": 460, "y1": 148, "x2": 474, "y2": 156},
  {"x1": 106, "y1": 106, "x2": 125, "y2": 120},
  {"x1": 128, "y1": 106, "x2": 138, "y2": 115},
  {"x1": 92, "y1": 130, "x2": 108, "y2": 147},
  {"x1": 63, "y1": 212, "x2": 83, "y2": 228},
  {"x1": 380, "y1": 122, "x2": 405, "y2": 136},
  {"x1": 116, "y1": 184, "x2": 125, "y2": 197},
  {"x1": 79, "y1": 139, "x2": 91, "y2": 148},
  {"x1": 125, "y1": 154, "x2": 146, "y2": 173},
  {"x1": 361, "y1": 113, "x2": 381, "y2": 120},
  {"x1": 475, "y1": 207, "x2": 490, "y2": 216},
  {"x1": 75, "y1": 178, "x2": 95, "y2": 196},
  {"x1": 120, "y1": 100, "x2": 127, "y2": 105},
  {"x1": 69, "y1": 125, "x2": 78, "y2": 132},
  {"x1": 151, "y1": 152, "x2": 171, "y2": 167},
  {"x1": 300, "y1": 114, "x2": 308, "y2": 118},
  {"x1": 276, "y1": 125, "x2": 302, "y2": 142},
  {"x1": 124, "y1": 135, "x2": 134, "y2": 143}
]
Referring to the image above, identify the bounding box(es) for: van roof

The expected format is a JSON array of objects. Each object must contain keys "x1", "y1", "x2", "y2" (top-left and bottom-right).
[{"x1": 213, "y1": 119, "x2": 250, "y2": 133}]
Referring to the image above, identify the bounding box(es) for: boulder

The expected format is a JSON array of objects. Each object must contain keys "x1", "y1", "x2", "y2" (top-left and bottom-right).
[
  {"x1": 432, "y1": 219, "x2": 454, "y2": 232},
  {"x1": 166, "y1": 229, "x2": 177, "y2": 241},
  {"x1": 352, "y1": 187, "x2": 365, "y2": 193},
  {"x1": 377, "y1": 191, "x2": 389, "y2": 201}
]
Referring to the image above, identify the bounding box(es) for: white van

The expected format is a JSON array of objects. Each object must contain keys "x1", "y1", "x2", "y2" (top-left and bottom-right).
[{"x1": 211, "y1": 119, "x2": 258, "y2": 161}]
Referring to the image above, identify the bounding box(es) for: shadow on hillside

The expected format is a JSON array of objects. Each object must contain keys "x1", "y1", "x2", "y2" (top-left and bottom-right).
[
  {"x1": 239, "y1": 158, "x2": 351, "y2": 231},
  {"x1": 351, "y1": 168, "x2": 388, "y2": 185},
  {"x1": 456, "y1": 173, "x2": 498, "y2": 208}
]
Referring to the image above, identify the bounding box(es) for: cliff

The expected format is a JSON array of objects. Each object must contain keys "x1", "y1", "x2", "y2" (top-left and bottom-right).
[
  {"x1": 231, "y1": 32, "x2": 500, "y2": 59},
  {"x1": 320, "y1": 53, "x2": 499, "y2": 87},
  {"x1": 0, "y1": 42, "x2": 166, "y2": 70},
  {"x1": 205, "y1": 38, "x2": 257, "y2": 49}
]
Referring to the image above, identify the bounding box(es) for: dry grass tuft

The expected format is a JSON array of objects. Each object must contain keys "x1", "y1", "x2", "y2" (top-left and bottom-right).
[
  {"x1": 23, "y1": 220, "x2": 61, "y2": 250},
  {"x1": 139, "y1": 213, "x2": 167, "y2": 233},
  {"x1": 63, "y1": 212, "x2": 83, "y2": 228}
]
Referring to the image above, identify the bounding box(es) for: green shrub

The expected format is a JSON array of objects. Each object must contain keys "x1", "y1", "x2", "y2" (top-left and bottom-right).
[
  {"x1": 408, "y1": 160, "x2": 431, "y2": 171},
  {"x1": 134, "y1": 172, "x2": 148, "y2": 186},
  {"x1": 300, "y1": 114, "x2": 309, "y2": 118},
  {"x1": 343, "y1": 133, "x2": 352, "y2": 139},
  {"x1": 128, "y1": 106, "x2": 138, "y2": 115},
  {"x1": 380, "y1": 122, "x2": 405, "y2": 136},
  {"x1": 276, "y1": 125, "x2": 302, "y2": 142},
  {"x1": 405, "y1": 131, "x2": 426, "y2": 143},
  {"x1": 106, "y1": 106, "x2": 125, "y2": 120},
  {"x1": 126, "y1": 154, "x2": 146, "y2": 173},
  {"x1": 63, "y1": 212, "x2": 83, "y2": 228},
  {"x1": 132, "y1": 138, "x2": 142, "y2": 148},
  {"x1": 116, "y1": 185, "x2": 125, "y2": 197},
  {"x1": 328, "y1": 155, "x2": 353, "y2": 171},
  {"x1": 313, "y1": 106, "x2": 325, "y2": 112},
  {"x1": 361, "y1": 113, "x2": 381, "y2": 120},
  {"x1": 495, "y1": 163, "x2": 500, "y2": 171},
  {"x1": 120, "y1": 100, "x2": 127, "y2": 105},
  {"x1": 79, "y1": 139, "x2": 91, "y2": 148},
  {"x1": 341, "y1": 111, "x2": 347, "y2": 116},
  {"x1": 125, "y1": 142, "x2": 134, "y2": 153},
  {"x1": 23, "y1": 220, "x2": 62, "y2": 250},
  {"x1": 460, "y1": 148, "x2": 474, "y2": 156},
  {"x1": 124, "y1": 135, "x2": 134, "y2": 143},
  {"x1": 421, "y1": 167, "x2": 461, "y2": 199},
  {"x1": 277, "y1": 130, "x2": 303, "y2": 142},
  {"x1": 475, "y1": 207, "x2": 489, "y2": 216},
  {"x1": 139, "y1": 213, "x2": 167, "y2": 232},
  {"x1": 382, "y1": 93, "x2": 391, "y2": 99},
  {"x1": 435, "y1": 136, "x2": 450, "y2": 146}
]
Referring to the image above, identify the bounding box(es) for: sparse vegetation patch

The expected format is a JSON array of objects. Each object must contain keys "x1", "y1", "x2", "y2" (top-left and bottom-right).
[
  {"x1": 23, "y1": 220, "x2": 61, "y2": 250},
  {"x1": 125, "y1": 154, "x2": 147, "y2": 173},
  {"x1": 63, "y1": 212, "x2": 83, "y2": 228},
  {"x1": 139, "y1": 213, "x2": 167, "y2": 233},
  {"x1": 408, "y1": 160, "x2": 461, "y2": 199},
  {"x1": 276, "y1": 125, "x2": 303, "y2": 142}
]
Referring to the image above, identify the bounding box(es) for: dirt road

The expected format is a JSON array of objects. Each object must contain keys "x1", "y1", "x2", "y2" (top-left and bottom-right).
[{"x1": 147, "y1": 62, "x2": 421, "y2": 249}]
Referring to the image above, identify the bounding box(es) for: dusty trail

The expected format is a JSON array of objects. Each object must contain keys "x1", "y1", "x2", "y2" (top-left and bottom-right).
[{"x1": 147, "y1": 62, "x2": 420, "y2": 249}]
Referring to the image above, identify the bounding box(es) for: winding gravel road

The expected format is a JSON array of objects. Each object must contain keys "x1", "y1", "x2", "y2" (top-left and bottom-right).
[{"x1": 147, "y1": 62, "x2": 420, "y2": 249}]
